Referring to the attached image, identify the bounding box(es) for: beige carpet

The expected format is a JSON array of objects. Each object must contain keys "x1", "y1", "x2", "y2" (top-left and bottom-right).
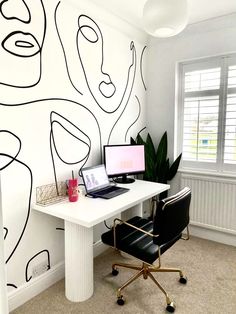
[{"x1": 11, "y1": 236, "x2": 236, "y2": 314}]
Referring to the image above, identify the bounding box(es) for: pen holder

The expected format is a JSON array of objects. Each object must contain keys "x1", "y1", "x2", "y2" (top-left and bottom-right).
[{"x1": 68, "y1": 179, "x2": 78, "y2": 202}]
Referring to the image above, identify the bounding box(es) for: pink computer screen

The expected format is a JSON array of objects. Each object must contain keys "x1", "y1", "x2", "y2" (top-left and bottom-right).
[{"x1": 104, "y1": 145, "x2": 145, "y2": 176}]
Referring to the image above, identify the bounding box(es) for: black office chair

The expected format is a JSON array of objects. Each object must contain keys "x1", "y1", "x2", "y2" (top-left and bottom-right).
[{"x1": 101, "y1": 187, "x2": 191, "y2": 313}]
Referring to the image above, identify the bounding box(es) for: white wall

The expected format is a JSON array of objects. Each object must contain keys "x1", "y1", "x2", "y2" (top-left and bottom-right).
[
  {"x1": 0, "y1": 0, "x2": 147, "y2": 305},
  {"x1": 146, "y1": 13, "x2": 236, "y2": 160},
  {"x1": 0, "y1": 174, "x2": 8, "y2": 313}
]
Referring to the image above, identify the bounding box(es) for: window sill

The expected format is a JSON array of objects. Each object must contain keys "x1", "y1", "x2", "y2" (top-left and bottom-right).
[{"x1": 178, "y1": 168, "x2": 236, "y2": 180}]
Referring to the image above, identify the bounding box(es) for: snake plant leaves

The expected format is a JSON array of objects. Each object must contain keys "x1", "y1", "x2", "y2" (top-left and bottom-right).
[
  {"x1": 130, "y1": 136, "x2": 136, "y2": 145},
  {"x1": 167, "y1": 153, "x2": 182, "y2": 181},
  {"x1": 156, "y1": 131, "x2": 167, "y2": 175},
  {"x1": 130, "y1": 131, "x2": 181, "y2": 194},
  {"x1": 136, "y1": 133, "x2": 145, "y2": 145},
  {"x1": 158, "y1": 158, "x2": 169, "y2": 183},
  {"x1": 146, "y1": 133, "x2": 155, "y2": 155},
  {"x1": 144, "y1": 133, "x2": 156, "y2": 181}
]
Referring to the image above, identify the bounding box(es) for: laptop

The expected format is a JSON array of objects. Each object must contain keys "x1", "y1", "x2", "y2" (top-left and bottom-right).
[{"x1": 81, "y1": 164, "x2": 129, "y2": 199}]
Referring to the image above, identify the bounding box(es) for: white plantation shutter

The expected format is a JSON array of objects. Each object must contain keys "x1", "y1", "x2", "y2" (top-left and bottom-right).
[
  {"x1": 184, "y1": 68, "x2": 221, "y2": 92},
  {"x1": 224, "y1": 64, "x2": 236, "y2": 165},
  {"x1": 178, "y1": 54, "x2": 236, "y2": 172}
]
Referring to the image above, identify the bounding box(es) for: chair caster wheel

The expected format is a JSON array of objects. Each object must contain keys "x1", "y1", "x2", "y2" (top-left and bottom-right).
[
  {"x1": 117, "y1": 296, "x2": 125, "y2": 305},
  {"x1": 112, "y1": 268, "x2": 119, "y2": 276},
  {"x1": 179, "y1": 276, "x2": 187, "y2": 284},
  {"x1": 166, "y1": 301, "x2": 175, "y2": 313}
]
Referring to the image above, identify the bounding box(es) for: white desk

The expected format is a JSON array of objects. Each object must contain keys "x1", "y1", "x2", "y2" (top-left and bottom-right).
[{"x1": 33, "y1": 180, "x2": 169, "y2": 302}]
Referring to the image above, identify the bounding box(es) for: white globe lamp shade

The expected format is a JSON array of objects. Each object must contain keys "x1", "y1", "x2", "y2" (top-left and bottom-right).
[{"x1": 143, "y1": 0, "x2": 189, "y2": 38}]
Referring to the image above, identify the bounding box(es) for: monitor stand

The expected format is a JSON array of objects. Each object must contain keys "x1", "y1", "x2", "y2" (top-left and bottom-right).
[{"x1": 114, "y1": 175, "x2": 135, "y2": 184}]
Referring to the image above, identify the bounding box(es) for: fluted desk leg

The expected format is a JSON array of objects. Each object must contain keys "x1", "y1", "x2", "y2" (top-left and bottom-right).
[{"x1": 64, "y1": 221, "x2": 93, "y2": 302}]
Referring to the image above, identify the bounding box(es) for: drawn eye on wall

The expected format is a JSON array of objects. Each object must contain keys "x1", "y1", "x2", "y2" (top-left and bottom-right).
[
  {"x1": 0, "y1": 0, "x2": 31, "y2": 23},
  {"x1": 0, "y1": 0, "x2": 46, "y2": 87},
  {"x1": 76, "y1": 14, "x2": 136, "y2": 113}
]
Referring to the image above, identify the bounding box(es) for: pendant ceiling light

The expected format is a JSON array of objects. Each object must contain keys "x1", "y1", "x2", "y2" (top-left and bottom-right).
[{"x1": 143, "y1": 0, "x2": 189, "y2": 38}]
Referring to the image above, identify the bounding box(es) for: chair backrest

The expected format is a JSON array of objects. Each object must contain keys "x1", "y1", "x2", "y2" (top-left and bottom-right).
[{"x1": 153, "y1": 187, "x2": 191, "y2": 244}]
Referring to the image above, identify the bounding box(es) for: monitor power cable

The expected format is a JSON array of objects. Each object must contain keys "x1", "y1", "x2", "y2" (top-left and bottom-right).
[{"x1": 104, "y1": 220, "x2": 112, "y2": 230}]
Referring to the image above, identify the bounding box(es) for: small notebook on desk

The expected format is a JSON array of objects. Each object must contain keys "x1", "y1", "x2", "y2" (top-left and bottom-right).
[{"x1": 81, "y1": 164, "x2": 129, "y2": 199}]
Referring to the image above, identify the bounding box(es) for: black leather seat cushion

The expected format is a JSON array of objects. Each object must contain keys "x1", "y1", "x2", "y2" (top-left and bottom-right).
[{"x1": 101, "y1": 216, "x2": 182, "y2": 265}]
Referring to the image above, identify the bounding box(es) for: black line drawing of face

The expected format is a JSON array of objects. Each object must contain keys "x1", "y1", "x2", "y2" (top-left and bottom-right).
[
  {"x1": 77, "y1": 15, "x2": 116, "y2": 100},
  {"x1": 50, "y1": 111, "x2": 91, "y2": 166},
  {"x1": 49, "y1": 104, "x2": 102, "y2": 182},
  {"x1": 0, "y1": 0, "x2": 46, "y2": 88},
  {"x1": 77, "y1": 14, "x2": 136, "y2": 113},
  {"x1": 0, "y1": 131, "x2": 32, "y2": 265}
]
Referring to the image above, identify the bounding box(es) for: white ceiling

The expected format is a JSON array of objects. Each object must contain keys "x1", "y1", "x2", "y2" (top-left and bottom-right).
[{"x1": 90, "y1": 0, "x2": 236, "y2": 31}]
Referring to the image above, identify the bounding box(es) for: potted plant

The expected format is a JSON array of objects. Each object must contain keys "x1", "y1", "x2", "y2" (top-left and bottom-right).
[{"x1": 131, "y1": 131, "x2": 182, "y2": 200}]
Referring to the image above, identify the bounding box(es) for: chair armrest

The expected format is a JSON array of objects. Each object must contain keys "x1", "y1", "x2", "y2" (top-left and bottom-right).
[
  {"x1": 113, "y1": 218, "x2": 159, "y2": 249},
  {"x1": 114, "y1": 218, "x2": 159, "y2": 237}
]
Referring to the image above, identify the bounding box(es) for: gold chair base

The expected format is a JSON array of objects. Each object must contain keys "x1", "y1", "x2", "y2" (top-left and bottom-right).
[{"x1": 112, "y1": 260, "x2": 185, "y2": 307}]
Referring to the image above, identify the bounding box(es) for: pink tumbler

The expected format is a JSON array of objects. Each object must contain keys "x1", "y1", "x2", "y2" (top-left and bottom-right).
[{"x1": 68, "y1": 178, "x2": 78, "y2": 202}]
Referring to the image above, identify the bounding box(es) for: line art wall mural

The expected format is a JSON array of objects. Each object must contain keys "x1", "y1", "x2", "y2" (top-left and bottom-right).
[{"x1": 0, "y1": 0, "x2": 147, "y2": 292}]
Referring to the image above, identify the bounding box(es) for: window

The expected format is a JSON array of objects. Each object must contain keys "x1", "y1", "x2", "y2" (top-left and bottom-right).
[{"x1": 177, "y1": 54, "x2": 236, "y2": 173}]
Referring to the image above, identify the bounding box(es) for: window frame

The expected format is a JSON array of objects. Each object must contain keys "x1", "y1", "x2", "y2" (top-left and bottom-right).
[{"x1": 176, "y1": 53, "x2": 236, "y2": 174}]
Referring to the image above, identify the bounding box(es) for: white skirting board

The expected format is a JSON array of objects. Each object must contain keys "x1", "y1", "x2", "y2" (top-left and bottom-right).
[
  {"x1": 8, "y1": 241, "x2": 108, "y2": 312},
  {"x1": 189, "y1": 223, "x2": 236, "y2": 247},
  {"x1": 8, "y1": 261, "x2": 65, "y2": 312}
]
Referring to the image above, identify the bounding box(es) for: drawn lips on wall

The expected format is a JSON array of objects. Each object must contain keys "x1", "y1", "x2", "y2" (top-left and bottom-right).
[
  {"x1": 0, "y1": 0, "x2": 46, "y2": 87},
  {"x1": 2, "y1": 31, "x2": 41, "y2": 57}
]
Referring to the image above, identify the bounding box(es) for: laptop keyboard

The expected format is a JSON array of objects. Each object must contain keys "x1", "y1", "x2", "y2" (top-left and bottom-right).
[
  {"x1": 95, "y1": 186, "x2": 119, "y2": 196},
  {"x1": 105, "y1": 189, "x2": 128, "y2": 198}
]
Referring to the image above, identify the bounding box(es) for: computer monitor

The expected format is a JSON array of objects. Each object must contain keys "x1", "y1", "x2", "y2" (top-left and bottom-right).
[{"x1": 103, "y1": 144, "x2": 145, "y2": 184}]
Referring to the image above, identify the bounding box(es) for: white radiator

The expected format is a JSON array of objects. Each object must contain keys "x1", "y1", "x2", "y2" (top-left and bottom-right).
[{"x1": 181, "y1": 173, "x2": 236, "y2": 235}]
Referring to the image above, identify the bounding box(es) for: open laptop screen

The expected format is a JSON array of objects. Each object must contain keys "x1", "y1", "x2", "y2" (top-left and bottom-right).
[{"x1": 82, "y1": 164, "x2": 110, "y2": 193}]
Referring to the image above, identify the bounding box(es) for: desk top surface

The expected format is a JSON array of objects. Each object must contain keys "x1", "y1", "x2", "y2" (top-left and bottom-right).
[{"x1": 33, "y1": 180, "x2": 169, "y2": 228}]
